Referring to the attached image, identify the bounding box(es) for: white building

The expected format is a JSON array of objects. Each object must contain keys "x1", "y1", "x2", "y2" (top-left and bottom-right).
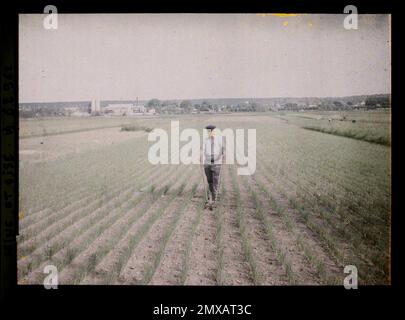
[
  {"x1": 91, "y1": 99, "x2": 101, "y2": 114},
  {"x1": 132, "y1": 105, "x2": 146, "y2": 113}
]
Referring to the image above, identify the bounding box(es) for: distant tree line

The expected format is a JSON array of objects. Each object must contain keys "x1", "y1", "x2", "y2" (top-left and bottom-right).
[
  {"x1": 144, "y1": 97, "x2": 391, "y2": 114},
  {"x1": 19, "y1": 94, "x2": 391, "y2": 118},
  {"x1": 146, "y1": 98, "x2": 274, "y2": 114},
  {"x1": 365, "y1": 96, "x2": 390, "y2": 108}
]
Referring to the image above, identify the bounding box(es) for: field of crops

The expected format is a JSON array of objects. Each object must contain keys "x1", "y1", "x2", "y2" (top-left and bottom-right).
[{"x1": 18, "y1": 112, "x2": 391, "y2": 285}]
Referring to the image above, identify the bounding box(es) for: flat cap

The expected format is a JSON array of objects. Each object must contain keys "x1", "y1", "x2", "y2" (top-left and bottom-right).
[{"x1": 205, "y1": 124, "x2": 216, "y2": 130}]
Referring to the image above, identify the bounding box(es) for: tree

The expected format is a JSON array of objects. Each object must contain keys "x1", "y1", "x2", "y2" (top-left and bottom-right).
[
  {"x1": 199, "y1": 101, "x2": 210, "y2": 112},
  {"x1": 256, "y1": 104, "x2": 267, "y2": 112},
  {"x1": 333, "y1": 101, "x2": 344, "y2": 109},
  {"x1": 366, "y1": 96, "x2": 390, "y2": 108},
  {"x1": 147, "y1": 99, "x2": 162, "y2": 112},
  {"x1": 180, "y1": 100, "x2": 193, "y2": 112},
  {"x1": 147, "y1": 99, "x2": 161, "y2": 108}
]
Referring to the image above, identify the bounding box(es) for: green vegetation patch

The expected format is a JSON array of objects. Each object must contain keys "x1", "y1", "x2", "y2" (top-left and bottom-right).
[
  {"x1": 121, "y1": 124, "x2": 153, "y2": 132},
  {"x1": 302, "y1": 125, "x2": 390, "y2": 146}
]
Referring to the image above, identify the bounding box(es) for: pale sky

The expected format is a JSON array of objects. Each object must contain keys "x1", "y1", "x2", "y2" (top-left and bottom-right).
[{"x1": 19, "y1": 14, "x2": 390, "y2": 103}]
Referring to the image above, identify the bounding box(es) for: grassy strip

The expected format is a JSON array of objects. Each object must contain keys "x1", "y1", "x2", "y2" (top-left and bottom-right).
[
  {"x1": 179, "y1": 197, "x2": 205, "y2": 285},
  {"x1": 214, "y1": 172, "x2": 226, "y2": 285},
  {"x1": 121, "y1": 124, "x2": 152, "y2": 132},
  {"x1": 229, "y1": 168, "x2": 261, "y2": 285},
  {"x1": 302, "y1": 126, "x2": 390, "y2": 146},
  {"x1": 245, "y1": 180, "x2": 298, "y2": 285}
]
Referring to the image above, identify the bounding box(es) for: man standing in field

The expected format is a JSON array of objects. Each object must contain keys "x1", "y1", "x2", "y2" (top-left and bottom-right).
[{"x1": 202, "y1": 125, "x2": 224, "y2": 210}]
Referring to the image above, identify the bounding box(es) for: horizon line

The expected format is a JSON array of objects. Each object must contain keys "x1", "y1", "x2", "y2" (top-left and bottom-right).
[{"x1": 19, "y1": 92, "x2": 391, "y2": 105}]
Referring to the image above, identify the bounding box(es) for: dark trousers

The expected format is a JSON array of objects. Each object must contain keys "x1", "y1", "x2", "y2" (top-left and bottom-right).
[{"x1": 204, "y1": 164, "x2": 221, "y2": 201}]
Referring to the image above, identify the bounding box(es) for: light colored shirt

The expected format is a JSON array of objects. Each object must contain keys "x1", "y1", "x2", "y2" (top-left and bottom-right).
[{"x1": 203, "y1": 135, "x2": 223, "y2": 165}]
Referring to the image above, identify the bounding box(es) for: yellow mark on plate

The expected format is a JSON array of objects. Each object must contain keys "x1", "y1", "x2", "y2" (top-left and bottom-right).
[
  {"x1": 20, "y1": 256, "x2": 27, "y2": 261},
  {"x1": 19, "y1": 212, "x2": 24, "y2": 219},
  {"x1": 308, "y1": 21, "x2": 313, "y2": 27},
  {"x1": 257, "y1": 13, "x2": 303, "y2": 18},
  {"x1": 283, "y1": 21, "x2": 289, "y2": 26},
  {"x1": 272, "y1": 13, "x2": 301, "y2": 18}
]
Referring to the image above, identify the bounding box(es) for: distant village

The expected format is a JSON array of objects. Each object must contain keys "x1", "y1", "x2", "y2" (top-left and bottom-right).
[{"x1": 19, "y1": 94, "x2": 390, "y2": 118}]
